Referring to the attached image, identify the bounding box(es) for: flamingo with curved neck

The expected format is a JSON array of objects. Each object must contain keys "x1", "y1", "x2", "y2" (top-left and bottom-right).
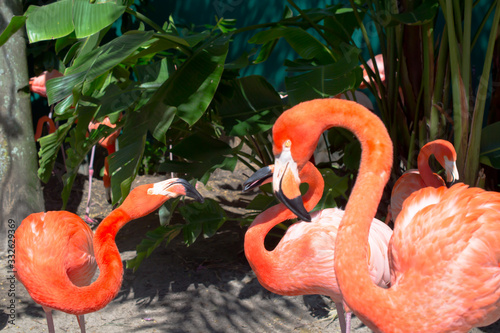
[
  {"x1": 270, "y1": 98, "x2": 500, "y2": 332},
  {"x1": 244, "y1": 160, "x2": 392, "y2": 333},
  {"x1": 15, "y1": 178, "x2": 203, "y2": 333},
  {"x1": 389, "y1": 139, "x2": 458, "y2": 222}
]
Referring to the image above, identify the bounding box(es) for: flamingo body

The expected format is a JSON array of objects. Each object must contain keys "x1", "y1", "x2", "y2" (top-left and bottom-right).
[
  {"x1": 245, "y1": 161, "x2": 392, "y2": 333},
  {"x1": 381, "y1": 183, "x2": 500, "y2": 331},
  {"x1": 248, "y1": 208, "x2": 392, "y2": 300},
  {"x1": 14, "y1": 178, "x2": 203, "y2": 332},
  {"x1": 16, "y1": 212, "x2": 97, "y2": 299}
]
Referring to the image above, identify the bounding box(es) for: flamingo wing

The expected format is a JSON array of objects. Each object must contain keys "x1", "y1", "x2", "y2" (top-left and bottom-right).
[
  {"x1": 272, "y1": 208, "x2": 392, "y2": 300},
  {"x1": 390, "y1": 170, "x2": 445, "y2": 222},
  {"x1": 15, "y1": 212, "x2": 97, "y2": 306},
  {"x1": 390, "y1": 184, "x2": 500, "y2": 328}
]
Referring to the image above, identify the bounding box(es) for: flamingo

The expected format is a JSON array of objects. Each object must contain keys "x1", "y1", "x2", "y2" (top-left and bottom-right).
[
  {"x1": 244, "y1": 160, "x2": 392, "y2": 333},
  {"x1": 30, "y1": 70, "x2": 62, "y2": 142},
  {"x1": 86, "y1": 117, "x2": 121, "y2": 223},
  {"x1": 266, "y1": 98, "x2": 500, "y2": 332},
  {"x1": 14, "y1": 178, "x2": 203, "y2": 333},
  {"x1": 29, "y1": 70, "x2": 63, "y2": 98},
  {"x1": 388, "y1": 139, "x2": 459, "y2": 222}
]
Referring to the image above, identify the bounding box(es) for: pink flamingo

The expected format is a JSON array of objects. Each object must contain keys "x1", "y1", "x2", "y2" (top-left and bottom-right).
[
  {"x1": 388, "y1": 139, "x2": 458, "y2": 222},
  {"x1": 264, "y1": 98, "x2": 500, "y2": 332},
  {"x1": 15, "y1": 178, "x2": 203, "y2": 333},
  {"x1": 244, "y1": 159, "x2": 392, "y2": 333},
  {"x1": 86, "y1": 117, "x2": 121, "y2": 223}
]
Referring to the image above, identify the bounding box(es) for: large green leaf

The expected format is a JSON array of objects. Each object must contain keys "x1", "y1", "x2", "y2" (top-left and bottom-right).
[
  {"x1": 142, "y1": 34, "x2": 231, "y2": 130},
  {"x1": 386, "y1": 0, "x2": 439, "y2": 26},
  {"x1": 37, "y1": 117, "x2": 75, "y2": 183},
  {"x1": 72, "y1": 0, "x2": 126, "y2": 38},
  {"x1": 479, "y1": 121, "x2": 500, "y2": 169},
  {"x1": 179, "y1": 199, "x2": 227, "y2": 245},
  {"x1": 323, "y1": 7, "x2": 365, "y2": 46},
  {"x1": 25, "y1": 0, "x2": 125, "y2": 43},
  {"x1": 0, "y1": 16, "x2": 27, "y2": 47},
  {"x1": 171, "y1": 132, "x2": 232, "y2": 161},
  {"x1": 216, "y1": 76, "x2": 283, "y2": 136},
  {"x1": 61, "y1": 106, "x2": 99, "y2": 208},
  {"x1": 313, "y1": 168, "x2": 350, "y2": 211},
  {"x1": 108, "y1": 111, "x2": 148, "y2": 204},
  {"x1": 46, "y1": 31, "x2": 154, "y2": 104},
  {"x1": 250, "y1": 26, "x2": 335, "y2": 64},
  {"x1": 285, "y1": 50, "x2": 362, "y2": 104}
]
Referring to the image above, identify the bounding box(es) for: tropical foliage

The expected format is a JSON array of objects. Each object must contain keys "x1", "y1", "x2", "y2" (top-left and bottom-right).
[{"x1": 2, "y1": 0, "x2": 499, "y2": 268}]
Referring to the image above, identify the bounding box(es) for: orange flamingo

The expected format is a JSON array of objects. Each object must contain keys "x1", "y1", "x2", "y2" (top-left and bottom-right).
[
  {"x1": 29, "y1": 70, "x2": 63, "y2": 98},
  {"x1": 244, "y1": 160, "x2": 392, "y2": 333},
  {"x1": 266, "y1": 98, "x2": 500, "y2": 332},
  {"x1": 14, "y1": 178, "x2": 203, "y2": 333},
  {"x1": 388, "y1": 139, "x2": 458, "y2": 222}
]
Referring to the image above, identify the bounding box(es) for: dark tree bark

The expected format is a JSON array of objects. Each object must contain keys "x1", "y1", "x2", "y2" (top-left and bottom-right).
[{"x1": 0, "y1": 0, "x2": 44, "y2": 255}]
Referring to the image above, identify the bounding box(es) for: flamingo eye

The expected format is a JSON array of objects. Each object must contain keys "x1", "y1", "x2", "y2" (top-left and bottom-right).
[{"x1": 284, "y1": 140, "x2": 291, "y2": 148}]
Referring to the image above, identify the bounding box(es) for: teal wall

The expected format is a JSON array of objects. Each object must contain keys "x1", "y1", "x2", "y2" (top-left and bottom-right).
[
  {"x1": 138, "y1": 1, "x2": 495, "y2": 95},
  {"x1": 141, "y1": 1, "x2": 333, "y2": 90}
]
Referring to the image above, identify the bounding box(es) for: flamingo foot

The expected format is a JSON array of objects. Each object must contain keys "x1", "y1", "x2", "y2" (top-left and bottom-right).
[{"x1": 84, "y1": 214, "x2": 98, "y2": 225}]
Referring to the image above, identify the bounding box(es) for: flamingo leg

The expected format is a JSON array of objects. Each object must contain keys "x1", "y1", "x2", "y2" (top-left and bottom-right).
[
  {"x1": 76, "y1": 314, "x2": 86, "y2": 333},
  {"x1": 42, "y1": 307, "x2": 55, "y2": 333},
  {"x1": 84, "y1": 145, "x2": 98, "y2": 225},
  {"x1": 345, "y1": 310, "x2": 351, "y2": 333},
  {"x1": 103, "y1": 156, "x2": 112, "y2": 204},
  {"x1": 334, "y1": 302, "x2": 347, "y2": 333}
]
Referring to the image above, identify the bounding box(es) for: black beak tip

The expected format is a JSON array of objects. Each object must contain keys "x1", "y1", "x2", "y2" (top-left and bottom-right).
[
  {"x1": 243, "y1": 166, "x2": 273, "y2": 193},
  {"x1": 175, "y1": 178, "x2": 204, "y2": 203},
  {"x1": 274, "y1": 190, "x2": 312, "y2": 222}
]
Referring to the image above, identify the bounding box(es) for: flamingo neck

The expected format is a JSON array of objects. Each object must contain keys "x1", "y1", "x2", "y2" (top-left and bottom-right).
[
  {"x1": 245, "y1": 163, "x2": 323, "y2": 288},
  {"x1": 417, "y1": 142, "x2": 445, "y2": 187},
  {"x1": 295, "y1": 100, "x2": 397, "y2": 331}
]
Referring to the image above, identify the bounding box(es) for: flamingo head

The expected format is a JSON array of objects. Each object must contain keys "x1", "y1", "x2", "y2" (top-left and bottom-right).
[
  {"x1": 122, "y1": 178, "x2": 204, "y2": 219},
  {"x1": 427, "y1": 140, "x2": 459, "y2": 183},
  {"x1": 270, "y1": 103, "x2": 328, "y2": 222}
]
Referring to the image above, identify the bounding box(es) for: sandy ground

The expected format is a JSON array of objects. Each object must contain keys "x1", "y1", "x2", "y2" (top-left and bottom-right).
[
  {"x1": 1, "y1": 156, "x2": 500, "y2": 333},
  {"x1": 0, "y1": 159, "x2": 360, "y2": 333}
]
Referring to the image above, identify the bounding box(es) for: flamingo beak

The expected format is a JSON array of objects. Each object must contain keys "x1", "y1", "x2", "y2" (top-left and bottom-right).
[
  {"x1": 177, "y1": 179, "x2": 205, "y2": 203},
  {"x1": 272, "y1": 147, "x2": 311, "y2": 222},
  {"x1": 243, "y1": 165, "x2": 274, "y2": 192},
  {"x1": 149, "y1": 178, "x2": 204, "y2": 203},
  {"x1": 444, "y1": 156, "x2": 459, "y2": 184}
]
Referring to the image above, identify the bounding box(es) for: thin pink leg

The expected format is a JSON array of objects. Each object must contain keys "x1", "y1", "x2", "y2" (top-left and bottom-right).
[
  {"x1": 76, "y1": 314, "x2": 86, "y2": 333},
  {"x1": 42, "y1": 307, "x2": 55, "y2": 333},
  {"x1": 335, "y1": 302, "x2": 347, "y2": 333},
  {"x1": 345, "y1": 310, "x2": 351, "y2": 333},
  {"x1": 84, "y1": 145, "x2": 98, "y2": 225}
]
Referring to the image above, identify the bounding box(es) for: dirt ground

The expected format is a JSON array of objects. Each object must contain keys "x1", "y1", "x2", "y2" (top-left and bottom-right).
[
  {"x1": 0, "y1": 156, "x2": 358, "y2": 333},
  {"x1": 1, "y1": 155, "x2": 500, "y2": 333}
]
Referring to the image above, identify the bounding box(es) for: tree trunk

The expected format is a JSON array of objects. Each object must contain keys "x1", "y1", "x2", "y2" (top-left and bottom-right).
[{"x1": 0, "y1": 0, "x2": 44, "y2": 255}]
